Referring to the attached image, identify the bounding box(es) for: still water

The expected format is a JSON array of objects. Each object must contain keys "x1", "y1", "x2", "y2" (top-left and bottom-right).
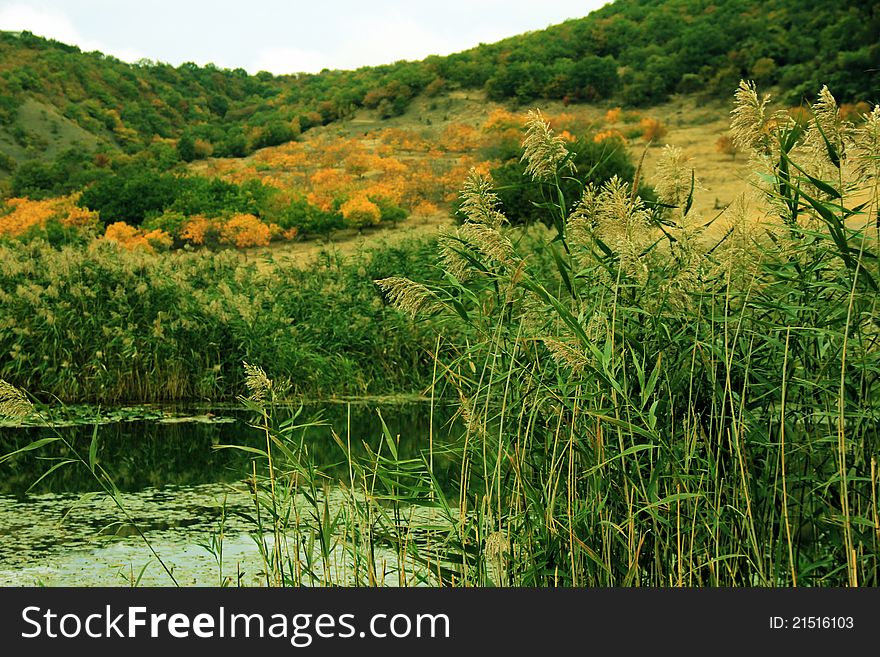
[{"x1": 0, "y1": 401, "x2": 458, "y2": 586}]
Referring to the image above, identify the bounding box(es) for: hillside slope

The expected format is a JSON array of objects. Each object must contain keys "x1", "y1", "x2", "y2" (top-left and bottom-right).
[{"x1": 1, "y1": 0, "x2": 875, "y2": 178}]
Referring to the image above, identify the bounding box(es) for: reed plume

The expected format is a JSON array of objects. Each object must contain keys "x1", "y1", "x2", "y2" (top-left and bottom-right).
[
  {"x1": 731, "y1": 80, "x2": 771, "y2": 156},
  {"x1": 0, "y1": 380, "x2": 33, "y2": 419},
  {"x1": 243, "y1": 361, "x2": 272, "y2": 402},
  {"x1": 654, "y1": 145, "x2": 698, "y2": 212},
  {"x1": 459, "y1": 169, "x2": 506, "y2": 228},
  {"x1": 374, "y1": 276, "x2": 440, "y2": 318},
  {"x1": 521, "y1": 109, "x2": 576, "y2": 182}
]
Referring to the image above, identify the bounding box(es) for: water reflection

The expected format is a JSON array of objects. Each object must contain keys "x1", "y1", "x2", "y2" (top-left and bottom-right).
[
  {"x1": 0, "y1": 401, "x2": 460, "y2": 586},
  {"x1": 0, "y1": 401, "x2": 460, "y2": 495}
]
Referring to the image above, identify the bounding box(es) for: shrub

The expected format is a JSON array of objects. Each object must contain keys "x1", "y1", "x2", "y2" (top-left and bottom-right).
[
  {"x1": 639, "y1": 117, "x2": 668, "y2": 142},
  {"x1": 219, "y1": 213, "x2": 271, "y2": 248},
  {"x1": 373, "y1": 197, "x2": 408, "y2": 223},
  {"x1": 340, "y1": 195, "x2": 381, "y2": 228},
  {"x1": 180, "y1": 215, "x2": 218, "y2": 247}
]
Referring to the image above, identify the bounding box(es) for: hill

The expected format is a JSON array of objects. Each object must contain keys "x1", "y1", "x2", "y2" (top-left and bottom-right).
[{"x1": 1, "y1": 0, "x2": 876, "y2": 181}]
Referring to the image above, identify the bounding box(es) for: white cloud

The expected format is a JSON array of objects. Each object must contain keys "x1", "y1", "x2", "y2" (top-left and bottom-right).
[
  {"x1": 0, "y1": 3, "x2": 145, "y2": 62},
  {"x1": 333, "y1": 16, "x2": 459, "y2": 68},
  {"x1": 0, "y1": 3, "x2": 79, "y2": 41},
  {"x1": 252, "y1": 16, "x2": 465, "y2": 74}
]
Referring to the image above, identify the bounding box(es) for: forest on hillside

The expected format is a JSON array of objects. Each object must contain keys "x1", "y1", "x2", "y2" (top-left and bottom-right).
[{"x1": 1, "y1": 0, "x2": 876, "y2": 176}]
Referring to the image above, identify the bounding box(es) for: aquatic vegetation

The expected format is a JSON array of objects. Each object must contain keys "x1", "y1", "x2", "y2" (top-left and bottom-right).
[
  {"x1": 367, "y1": 84, "x2": 880, "y2": 586},
  {"x1": 0, "y1": 238, "x2": 440, "y2": 403}
]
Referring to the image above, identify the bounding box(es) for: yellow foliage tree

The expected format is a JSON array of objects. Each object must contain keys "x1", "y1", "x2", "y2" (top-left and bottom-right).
[
  {"x1": 0, "y1": 196, "x2": 100, "y2": 238},
  {"x1": 104, "y1": 222, "x2": 171, "y2": 252},
  {"x1": 180, "y1": 215, "x2": 213, "y2": 245},
  {"x1": 220, "y1": 214, "x2": 271, "y2": 248},
  {"x1": 340, "y1": 195, "x2": 381, "y2": 228},
  {"x1": 0, "y1": 198, "x2": 60, "y2": 237}
]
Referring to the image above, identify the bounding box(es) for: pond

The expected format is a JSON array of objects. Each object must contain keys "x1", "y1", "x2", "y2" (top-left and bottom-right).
[{"x1": 0, "y1": 401, "x2": 460, "y2": 586}]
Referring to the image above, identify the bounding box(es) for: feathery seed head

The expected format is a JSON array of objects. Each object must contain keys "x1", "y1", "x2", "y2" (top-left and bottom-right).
[
  {"x1": 566, "y1": 184, "x2": 599, "y2": 251},
  {"x1": 459, "y1": 169, "x2": 506, "y2": 228},
  {"x1": 521, "y1": 109, "x2": 576, "y2": 182},
  {"x1": 806, "y1": 85, "x2": 852, "y2": 166},
  {"x1": 485, "y1": 530, "x2": 510, "y2": 561},
  {"x1": 375, "y1": 277, "x2": 439, "y2": 318},
  {"x1": 569, "y1": 183, "x2": 599, "y2": 224},
  {"x1": 710, "y1": 193, "x2": 762, "y2": 280},
  {"x1": 852, "y1": 105, "x2": 879, "y2": 181},
  {"x1": 654, "y1": 145, "x2": 697, "y2": 210},
  {"x1": 731, "y1": 80, "x2": 771, "y2": 155},
  {"x1": 458, "y1": 222, "x2": 516, "y2": 268},
  {"x1": 242, "y1": 362, "x2": 272, "y2": 402},
  {"x1": 0, "y1": 380, "x2": 33, "y2": 419},
  {"x1": 615, "y1": 236, "x2": 649, "y2": 285},
  {"x1": 594, "y1": 176, "x2": 648, "y2": 237},
  {"x1": 543, "y1": 338, "x2": 591, "y2": 376}
]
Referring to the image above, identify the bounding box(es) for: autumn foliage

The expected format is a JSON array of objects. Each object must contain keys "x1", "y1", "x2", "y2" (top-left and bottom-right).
[
  {"x1": 104, "y1": 221, "x2": 172, "y2": 252},
  {"x1": 340, "y1": 196, "x2": 381, "y2": 228},
  {"x1": 0, "y1": 195, "x2": 100, "y2": 238},
  {"x1": 180, "y1": 215, "x2": 213, "y2": 246},
  {"x1": 639, "y1": 117, "x2": 668, "y2": 142},
  {"x1": 219, "y1": 214, "x2": 272, "y2": 248},
  {"x1": 2, "y1": 104, "x2": 678, "y2": 251},
  {"x1": 593, "y1": 129, "x2": 626, "y2": 143}
]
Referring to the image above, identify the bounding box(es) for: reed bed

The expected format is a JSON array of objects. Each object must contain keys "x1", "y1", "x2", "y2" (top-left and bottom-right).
[
  {"x1": 0, "y1": 239, "x2": 439, "y2": 402},
  {"x1": 250, "y1": 82, "x2": 879, "y2": 587}
]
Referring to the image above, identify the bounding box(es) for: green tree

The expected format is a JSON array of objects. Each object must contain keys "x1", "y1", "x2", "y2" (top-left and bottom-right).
[{"x1": 79, "y1": 169, "x2": 179, "y2": 226}]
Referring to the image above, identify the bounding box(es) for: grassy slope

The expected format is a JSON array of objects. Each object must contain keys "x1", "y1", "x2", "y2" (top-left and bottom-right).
[{"x1": 0, "y1": 99, "x2": 104, "y2": 163}]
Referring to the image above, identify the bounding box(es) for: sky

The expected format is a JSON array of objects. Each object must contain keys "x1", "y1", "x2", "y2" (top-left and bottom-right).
[{"x1": 0, "y1": 1, "x2": 610, "y2": 75}]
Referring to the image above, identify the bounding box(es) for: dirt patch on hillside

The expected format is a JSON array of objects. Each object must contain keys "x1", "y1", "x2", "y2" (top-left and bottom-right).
[{"x1": 244, "y1": 211, "x2": 452, "y2": 270}]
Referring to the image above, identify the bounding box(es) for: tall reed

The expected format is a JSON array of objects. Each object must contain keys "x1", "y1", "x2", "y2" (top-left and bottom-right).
[
  {"x1": 370, "y1": 82, "x2": 880, "y2": 586},
  {"x1": 0, "y1": 239, "x2": 439, "y2": 403}
]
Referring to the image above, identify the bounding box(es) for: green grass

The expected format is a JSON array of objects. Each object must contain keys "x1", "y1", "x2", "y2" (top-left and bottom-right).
[
  {"x1": 0, "y1": 236, "x2": 444, "y2": 403},
  {"x1": 0, "y1": 99, "x2": 103, "y2": 169}
]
